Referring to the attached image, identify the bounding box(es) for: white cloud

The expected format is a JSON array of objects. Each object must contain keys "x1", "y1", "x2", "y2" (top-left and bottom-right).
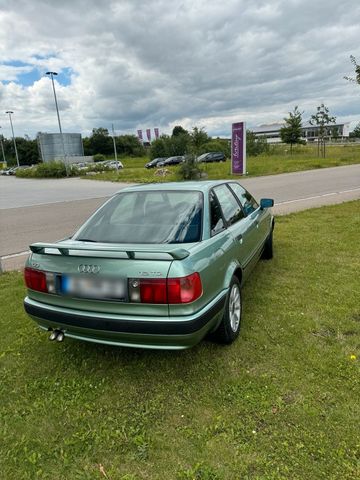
[{"x1": 0, "y1": 0, "x2": 359, "y2": 138}]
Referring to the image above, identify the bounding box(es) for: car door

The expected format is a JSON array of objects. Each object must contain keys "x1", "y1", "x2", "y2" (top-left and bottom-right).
[
  {"x1": 228, "y1": 183, "x2": 268, "y2": 258},
  {"x1": 212, "y1": 184, "x2": 255, "y2": 272}
]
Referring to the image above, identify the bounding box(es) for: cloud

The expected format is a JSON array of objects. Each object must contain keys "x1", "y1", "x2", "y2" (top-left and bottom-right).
[{"x1": 0, "y1": 0, "x2": 359, "y2": 138}]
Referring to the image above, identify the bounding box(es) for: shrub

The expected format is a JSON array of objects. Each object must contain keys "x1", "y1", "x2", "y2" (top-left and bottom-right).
[
  {"x1": 86, "y1": 163, "x2": 112, "y2": 172},
  {"x1": 246, "y1": 131, "x2": 269, "y2": 156},
  {"x1": 93, "y1": 153, "x2": 106, "y2": 162},
  {"x1": 15, "y1": 161, "x2": 79, "y2": 178},
  {"x1": 178, "y1": 155, "x2": 203, "y2": 180}
]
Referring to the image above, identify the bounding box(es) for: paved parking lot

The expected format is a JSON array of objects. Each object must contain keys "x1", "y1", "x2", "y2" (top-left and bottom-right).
[{"x1": 0, "y1": 176, "x2": 127, "y2": 209}]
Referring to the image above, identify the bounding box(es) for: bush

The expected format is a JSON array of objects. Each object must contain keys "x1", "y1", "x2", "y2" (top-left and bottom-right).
[
  {"x1": 15, "y1": 161, "x2": 79, "y2": 178},
  {"x1": 178, "y1": 155, "x2": 203, "y2": 180},
  {"x1": 86, "y1": 163, "x2": 112, "y2": 173},
  {"x1": 247, "y1": 131, "x2": 269, "y2": 156},
  {"x1": 93, "y1": 153, "x2": 106, "y2": 162}
]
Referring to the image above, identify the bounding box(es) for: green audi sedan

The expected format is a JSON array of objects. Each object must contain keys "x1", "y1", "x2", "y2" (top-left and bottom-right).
[{"x1": 24, "y1": 181, "x2": 274, "y2": 350}]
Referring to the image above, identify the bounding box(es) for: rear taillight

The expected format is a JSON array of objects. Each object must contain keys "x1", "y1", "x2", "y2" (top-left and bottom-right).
[
  {"x1": 24, "y1": 267, "x2": 48, "y2": 293},
  {"x1": 167, "y1": 273, "x2": 202, "y2": 304},
  {"x1": 140, "y1": 278, "x2": 167, "y2": 304},
  {"x1": 129, "y1": 273, "x2": 202, "y2": 304}
]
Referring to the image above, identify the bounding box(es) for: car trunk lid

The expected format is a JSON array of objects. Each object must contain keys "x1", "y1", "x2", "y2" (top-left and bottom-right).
[{"x1": 27, "y1": 240, "x2": 190, "y2": 316}]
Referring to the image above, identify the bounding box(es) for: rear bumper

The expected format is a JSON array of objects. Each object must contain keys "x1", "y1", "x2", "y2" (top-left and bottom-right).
[{"x1": 24, "y1": 294, "x2": 226, "y2": 349}]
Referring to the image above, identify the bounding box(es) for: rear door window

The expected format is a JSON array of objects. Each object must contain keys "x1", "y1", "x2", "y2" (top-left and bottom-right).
[
  {"x1": 213, "y1": 184, "x2": 244, "y2": 226},
  {"x1": 209, "y1": 190, "x2": 225, "y2": 236}
]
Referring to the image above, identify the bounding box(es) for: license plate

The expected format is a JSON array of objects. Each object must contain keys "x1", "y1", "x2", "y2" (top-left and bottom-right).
[{"x1": 60, "y1": 275, "x2": 126, "y2": 301}]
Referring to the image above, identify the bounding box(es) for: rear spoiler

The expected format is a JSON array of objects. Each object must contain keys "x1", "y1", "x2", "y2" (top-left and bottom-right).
[{"x1": 29, "y1": 242, "x2": 190, "y2": 260}]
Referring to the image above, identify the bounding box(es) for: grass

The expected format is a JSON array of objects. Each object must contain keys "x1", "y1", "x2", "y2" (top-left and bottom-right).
[
  {"x1": 1, "y1": 201, "x2": 360, "y2": 479},
  {"x1": 87, "y1": 144, "x2": 360, "y2": 183}
]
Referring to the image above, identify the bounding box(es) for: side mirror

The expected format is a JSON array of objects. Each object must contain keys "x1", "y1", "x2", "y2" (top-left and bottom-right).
[{"x1": 260, "y1": 198, "x2": 274, "y2": 209}]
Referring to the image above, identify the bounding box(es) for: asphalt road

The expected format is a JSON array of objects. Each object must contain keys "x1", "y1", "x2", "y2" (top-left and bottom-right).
[{"x1": 1, "y1": 164, "x2": 359, "y2": 271}]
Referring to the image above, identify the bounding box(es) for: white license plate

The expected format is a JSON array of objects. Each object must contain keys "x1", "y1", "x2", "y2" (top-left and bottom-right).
[{"x1": 61, "y1": 275, "x2": 126, "y2": 300}]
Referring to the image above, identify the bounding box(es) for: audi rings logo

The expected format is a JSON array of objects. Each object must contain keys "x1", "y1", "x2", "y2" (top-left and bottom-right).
[{"x1": 78, "y1": 264, "x2": 101, "y2": 274}]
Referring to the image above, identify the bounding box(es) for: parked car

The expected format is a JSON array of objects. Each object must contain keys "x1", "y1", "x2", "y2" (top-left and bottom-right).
[
  {"x1": 2, "y1": 165, "x2": 31, "y2": 175},
  {"x1": 157, "y1": 156, "x2": 185, "y2": 167},
  {"x1": 74, "y1": 162, "x2": 89, "y2": 171},
  {"x1": 1, "y1": 166, "x2": 17, "y2": 175},
  {"x1": 104, "y1": 160, "x2": 124, "y2": 169},
  {"x1": 197, "y1": 152, "x2": 226, "y2": 163},
  {"x1": 24, "y1": 181, "x2": 274, "y2": 350},
  {"x1": 145, "y1": 157, "x2": 168, "y2": 169}
]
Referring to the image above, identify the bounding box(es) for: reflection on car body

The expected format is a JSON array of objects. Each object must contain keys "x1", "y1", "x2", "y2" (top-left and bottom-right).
[{"x1": 24, "y1": 181, "x2": 274, "y2": 350}]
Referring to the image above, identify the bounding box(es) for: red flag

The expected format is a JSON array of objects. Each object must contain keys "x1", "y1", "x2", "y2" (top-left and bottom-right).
[{"x1": 146, "y1": 128, "x2": 151, "y2": 142}]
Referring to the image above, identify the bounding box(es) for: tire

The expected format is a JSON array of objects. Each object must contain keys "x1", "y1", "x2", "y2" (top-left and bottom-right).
[
  {"x1": 212, "y1": 276, "x2": 242, "y2": 344},
  {"x1": 262, "y1": 228, "x2": 273, "y2": 260}
]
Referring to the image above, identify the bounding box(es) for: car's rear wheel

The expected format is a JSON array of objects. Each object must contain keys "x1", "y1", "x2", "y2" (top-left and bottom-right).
[
  {"x1": 262, "y1": 228, "x2": 273, "y2": 260},
  {"x1": 212, "y1": 276, "x2": 242, "y2": 344}
]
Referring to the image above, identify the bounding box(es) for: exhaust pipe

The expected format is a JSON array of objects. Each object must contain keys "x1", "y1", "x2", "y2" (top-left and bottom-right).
[
  {"x1": 56, "y1": 331, "x2": 64, "y2": 342},
  {"x1": 49, "y1": 329, "x2": 65, "y2": 342}
]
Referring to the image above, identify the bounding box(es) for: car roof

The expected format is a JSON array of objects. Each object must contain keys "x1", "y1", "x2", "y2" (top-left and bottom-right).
[{"x1": 117, "y1": 180, "x2": 240, "y2": 194}]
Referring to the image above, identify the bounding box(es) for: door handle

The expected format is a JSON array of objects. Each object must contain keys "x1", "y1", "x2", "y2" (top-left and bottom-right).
[{"x1": 236, "y1": 234, "x2": 243, "y2": 244}]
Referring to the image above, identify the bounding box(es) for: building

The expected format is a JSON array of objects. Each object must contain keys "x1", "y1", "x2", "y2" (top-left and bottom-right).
[
  {"x1": 251, "y1": 122, "x2": 351, "y2": 143},
  {"x1": 37, "y1": 133, "x2": 86, "y2": 163}
]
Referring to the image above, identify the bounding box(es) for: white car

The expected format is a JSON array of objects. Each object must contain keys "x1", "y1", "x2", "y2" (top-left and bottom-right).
[{"x1": 105, "y1": 160, "x2": 124, "y2": 169}]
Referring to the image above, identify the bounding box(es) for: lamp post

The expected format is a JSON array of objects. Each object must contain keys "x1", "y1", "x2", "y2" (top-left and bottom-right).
[
  {"x1": 111, "y1": 124, "x2": 119, "y2": 171},
  {"x1": 5, "y1": 111, "x2": 20, "y2": 167},
  {"x1": 46, "y1": 71, "x2": 68, "y2": 175},
  {"x1": 0, "y1": 126, "x2": 6, "y2": 165}
]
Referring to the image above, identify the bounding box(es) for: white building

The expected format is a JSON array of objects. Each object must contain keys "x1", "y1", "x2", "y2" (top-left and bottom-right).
[{"x1": 251, "y1": 122, "x2": 351, "y2": 143}]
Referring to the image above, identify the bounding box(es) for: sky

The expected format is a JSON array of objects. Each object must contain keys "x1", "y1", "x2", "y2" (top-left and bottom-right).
[{"x1": 0, "y1": 0, "x2": 359, "y2": 139}]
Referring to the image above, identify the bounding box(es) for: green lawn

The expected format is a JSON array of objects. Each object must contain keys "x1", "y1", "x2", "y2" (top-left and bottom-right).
[
  {"x1": 88, "y1": 144, "x2": 360, "y2": 183},
  {"x1": 1, "y1": 201, "x2": 359, "y2": 479}
]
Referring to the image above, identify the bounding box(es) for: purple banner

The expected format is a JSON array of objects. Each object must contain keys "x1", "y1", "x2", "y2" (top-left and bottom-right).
[
  {"x1": 154, "y1": 127, "x2": 159, "y2": 139},
  {"x1": 137, "y1": 129, "x2": 143, "y2": 142},
  {"x1": 231, "y1": 122, "x2": 246, "y2": 175},
  {"x1": 146, "y1": 128, "x2": 151, "y2": 142}
]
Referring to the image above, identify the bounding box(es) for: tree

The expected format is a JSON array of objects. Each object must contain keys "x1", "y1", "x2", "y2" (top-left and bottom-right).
[
  {"x1": 84, "y1": 127, "x2": 113, "y2": 155},
  {"x1": 189, "y1": 127, "x2": 209, "y2": 155},
  {"x1": 2, "y1": 136, "x2": 40, "y2": 165},
  {"x1": 172, "y1": 125, "x2": 188, "y2": 137},
  {"x1": 349, "y1": 122, "x2": 360, "y2": 138},
  {"x1": 149, "y1": 132, "x2": 191, "y2": 160},
  {"x1": 115, "y1": 135, "x2": 145, "y2": 157},
  {"x1": 149, "y1": 136, "x2": 170, "y2": 159},
  {"x1": 246, "y1": 131, "x2": 269, "y2": 156},
  {"x1": 280, "y1": 106, "x2": 304, "y2": 154},
  {"x1": 344, "y1": 55, "x2": 360, "y2": 85},
  {"x1": 309, "y1": 103, "x2": 336, "y2": 158}
]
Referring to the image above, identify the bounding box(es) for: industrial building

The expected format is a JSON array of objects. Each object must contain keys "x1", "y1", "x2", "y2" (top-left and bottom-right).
[
  {"x1": 37, "y1": 133, "x2": 87, "y2": 163},
  {"x1": 251, "y1": 122, "x2": 351, "y2": 143}
]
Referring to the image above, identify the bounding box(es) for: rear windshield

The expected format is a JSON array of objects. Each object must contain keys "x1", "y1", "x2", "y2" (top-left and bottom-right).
[{"x1": 73, "y1": 190, "x2": 203, "y2": 244}]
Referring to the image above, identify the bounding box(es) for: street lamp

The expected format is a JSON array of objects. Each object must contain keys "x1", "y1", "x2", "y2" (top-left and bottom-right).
[
  {"x1": 111, "y1": 124, "x2": 119, "y2": 171},
  {"x1": 46, "y1": 71, "x2": 68, "y2": 174},
  {"x1": 0, "y1": 126, "x2": 6, "y2": 165},
  {"x1": 5, "y1": 111, "x2": 20, "y2": 167}
]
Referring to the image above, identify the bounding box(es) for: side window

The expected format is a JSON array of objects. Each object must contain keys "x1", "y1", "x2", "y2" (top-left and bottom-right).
[
  {"x1": 213, "y1": 184, "x2": 244, "y2": 226},
  {"x1": 210, "y1": 191, "x2": 225, "y2": 236},
  {"x1": 229, "y1": 183, "x2": 259, "y2": 216}
]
